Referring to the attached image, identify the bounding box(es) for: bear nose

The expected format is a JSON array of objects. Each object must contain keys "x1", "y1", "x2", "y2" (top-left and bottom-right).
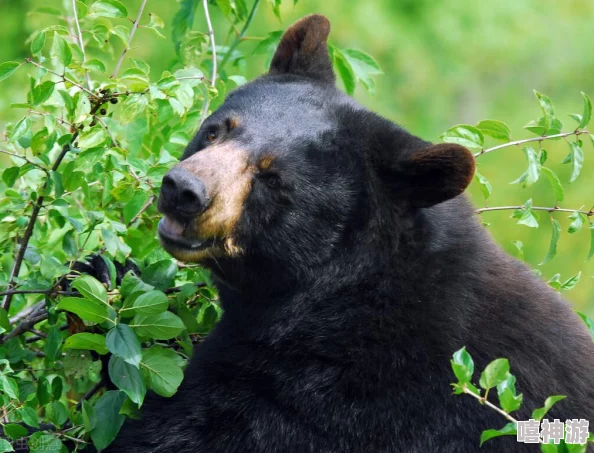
[{"x1": 160, "y1": 167, "x2": 209, "y2": 219}]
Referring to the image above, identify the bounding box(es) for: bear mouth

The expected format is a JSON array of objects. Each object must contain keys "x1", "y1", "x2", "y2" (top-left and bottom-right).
[{"x1": 157, "y1": 217, "x2": 215, "y2": 252}]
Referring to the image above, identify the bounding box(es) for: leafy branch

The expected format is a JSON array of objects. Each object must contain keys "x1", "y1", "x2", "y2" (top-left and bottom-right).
[
  {"x1": 218, "y1": 0, "x2": 262, "y2": 73},
  {"x1": 111, "y1": 0, "x2": 148, "y2": 78},
  {"x1": 475, "y1": 129, "x2": 589, "y2": 158},
  {"x1": 477, "y1": 205, "x2": 594, "y2": 217}
]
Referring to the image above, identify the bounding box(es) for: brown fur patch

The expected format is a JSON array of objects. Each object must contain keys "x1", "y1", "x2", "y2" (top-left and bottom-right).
[
  {"x1": 178, "y1": 141, "x2": 252, "y2": 250},
  {"x1": 257, "y1": 154, "x2": 276, "y2": 172},
  {"x1": 227, "y1": 116, "x2": 240, "y2": 131}
]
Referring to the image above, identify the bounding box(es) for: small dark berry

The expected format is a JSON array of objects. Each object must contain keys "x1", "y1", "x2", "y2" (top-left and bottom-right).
[
  {"x1": 110, "y1": 98, "x2": 118, "y2": 104},
  {"x1": 100, "y1": 108, "x2": 107, "y2": 115}
]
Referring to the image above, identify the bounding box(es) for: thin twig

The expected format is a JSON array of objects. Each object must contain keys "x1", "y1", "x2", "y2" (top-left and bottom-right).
[
  {"x1": 475, "y1": 130, "x2": 589, "y2": 158},
  {"x1": 461, "y1": 385, "x2": 518, "y2": 424},
  {"x1": 476, "y1": 205, "x2": 594, "y2": 216},
  {"x1": 2, "y1": 133, "x2": 78, "y2": 313},
  {"x1": 75, "y1": 380, "x2": 104, "y2": 410},
  {"x1": 218, "y1": 0, "x2": 261, "y2": 73},
  {"x1": 71, "y1": 0, "x2": 91, "y2": 89},
  {"x1": 111, "y1": 0, "x2": 148, "y2": 78},
  {"x1": 28, "y1": 109, "x2": 74, "y2": 128},
  {"x1": 2, "y1": 312, "x2": 49, "y2": 343},
  {"x1": 128, "y1": 194, "x2": 156, "y2": 226},
  {"x1": 95, "y1": 116, "x2": 118, "y2": 147},
  {"x1": 9, "y1": 301, "x2": 45, "y2": 324},
  {"x1": 164, "y1": 282, "x2": 208, "y2": 294},
  {"x1": 203, "y1": 0, "x2": 217, "y2": 88},
  {"x1": 26, "y1": 58, "x2": 95, "y2": 97},
  {"x1": 200, "y1": 0, "x2": 218, "y2": 122},
  {"x1": 0, "y1": 149, "x2": 48, "y2": 173},
  {"x1": 1, "y1": 289, "x2": 78, "y2": 299}
]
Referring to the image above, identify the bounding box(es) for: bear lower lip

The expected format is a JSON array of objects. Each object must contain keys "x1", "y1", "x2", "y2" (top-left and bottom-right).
[{"x1": 158, "y1": 217, "x2": 210, "y2": 250}]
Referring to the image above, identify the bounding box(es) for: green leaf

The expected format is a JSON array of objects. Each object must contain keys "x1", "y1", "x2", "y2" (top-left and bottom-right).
[
  {"x1": 479, "y1": 358, "x2": 509, "y2": 390},
  {"x1": 535, "y1": 91, "x2": 555, "y2": 118},
  {"x1": 32, "y1": 81, "x2": 55, "y2": 106},
  {"x1": 45, "y1": 401, "x2": 68, "y2": 426},
  {"x1": 474, "y1": 170, "x2": 492, "y2": 200},
  {"x1": 84, "y1": 58, "x2": 106, "y2": 72},
  {"x1": 172, "y1": 0, "x2": 199, "y2": 55},
  {"x1": 142, "y1": 260, "x2": 178, "y2": 290},
  {"x1": 268, "y1": 0, "x2": 282, "y2": 19},
  {"x1": 440, "y1": 124, "x2": 484, "y2": 149},
  {"x1": 44, "y1": 326, "x2": 62, "y2": 361},
  {"x1": 120, "y1": 271, "x2": 154, "y2": 299},
  {"x1": 512, "y1": 199, "x2": 539, "y2": 228},
  {"x1": 106, "y1": 324, "x2": 142, "y2": 367},
  {"x1": 578, "y1": 312, "x2": 594, "y2": 341},
  {"x1": 560, "y1": 272, "x2": 581, "y2": 291},
  {"x1": 131, "y1": 312, "x2": 186, "y2": 340},
  {"x1": 497, "y1": 374, "x2": 523, "y2": 413},
  {"x1": 77, "y1": 127, "x2": 107, "y2": 150},
  {"x1": 531, "y1": 395, "x2": 566, "y2": 421},
  {"x1": 540, "y1": 167, "x2": 564, "y2": 202},
  {"x1": 540, "y1": 219, "x2": 561, "y2": 265},
  {"x1": 90, "y1": 0, "x2": 128, "y2": 18},
  {"x1": 64, "y1": 333, "x2": 108, "y2": 354},
  {"x1": 108, "y1": 356, "x2": 146, "y2": 406},
  {"x1": 140, "y1": 348, "x2": 184, "y2": 397},
  {"x1": 18, "y1": 406, "x2": 38, "y2": 428},
  {"x1": 568, "y1": 211, "x2": 585, "y2": 234},
  {"x1": 0, "y1": 375, "x2": 19, "y2": 399},
  {"x1": 73, "y1": 90, "x2": 91, "y2": 122},
  {"x1": 10, "y1": 117, "x2": 31, "y2": 143},
  {"x1": 579, "y1": 92, "x2": 592, "y2": 129},
  {"x1": 476, "y1": 120, "x2": 511, "y2": 141},
  {"x1": 340, "y1": 49, "x2": 382, "y2": 95},
  {"x1": 123, "y1": 192, "x2": 150, "y2": 224},
  {"x1": 525, "y1": 117, "x2": 563, "y2": 136},
  {"x1": 3, "y1": 423, "x2": 27, "y2": 440},
  {"x1": 90, "y1": 391, "x2": 126, "y2": 451},
  {"x1": 28, "y1": 433, "x2": 62, "y2": 453},
  {"x1": 120, "y1": 93, "x2": 148, "y2": 124},
  {"x1": 82, "y1": 400, "x2": 96, "y2": 432},
  {"x1": 0, "y1": 62, "x2": 21, "y2": 82},
  {"x1": 56, "y1": 296, "x2": 111, "y2": 324},
  {"x1": 563, "y1": 141, "x2": 584, "y2": 183},
  {"x1": 51, "y1": 34, "x2": 72, "y2": 66},
  {"x1": 480, "y1": 423, "x2": 517, "y2": 447},
  {"x1": 333, "y1": 48, "x2": 356, "y2": 95},
  {"x1": 133, "y1": 290, "x2": 169, "y2": 315},
  {"x1": 2, "y1": 167, "x2": 20, "y2": 188},
  {"x1": 71, "y1": 274, "x2": 108, "y2": 305},
  {"x1": 450, "y1": 346, "x2": 474, "y2": 384},
  {"x1": 252, "y1": 30, "x2": 283, "y2": 57},
  {"x1": 0, "y1": 439, "x2": 14, "y2": 452},
  {"x1": 31, "y1": 31, "x2": 46, "y2": 55},
  {"x1": 512, "y1": 147, "x2": 540, "y2": 187}
]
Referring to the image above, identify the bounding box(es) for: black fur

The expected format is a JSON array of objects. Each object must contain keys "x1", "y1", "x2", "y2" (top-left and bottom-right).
[{"x1": 105, "y1": 15, "x2": 594, "y2": 453}]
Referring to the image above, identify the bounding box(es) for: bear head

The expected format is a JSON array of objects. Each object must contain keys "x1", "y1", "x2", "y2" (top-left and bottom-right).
[{"x1": 157, "y1": 15, "x2": 475, "y2": 292}]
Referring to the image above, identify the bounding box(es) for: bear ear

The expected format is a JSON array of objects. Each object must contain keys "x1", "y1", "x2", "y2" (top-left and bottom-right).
[
  {"x1": 395, "y1": 143, "x2": 476, "y2": 208},
  {"x1": 269, "y1": 14, "x2": 335, "y2": 83}
]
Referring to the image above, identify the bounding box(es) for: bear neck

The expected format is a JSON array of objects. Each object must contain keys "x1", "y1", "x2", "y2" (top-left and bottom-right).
[{"x1": 210, "y1": 195, "x2": 491, "y2": 337}]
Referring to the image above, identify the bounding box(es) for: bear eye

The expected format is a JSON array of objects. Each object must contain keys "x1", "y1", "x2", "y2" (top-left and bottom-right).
[{"x1": 206, "y1": 130, "x2": 218, "y2": 143}]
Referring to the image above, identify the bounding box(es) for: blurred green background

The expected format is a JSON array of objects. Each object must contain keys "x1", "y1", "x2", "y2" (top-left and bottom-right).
[{"x1": 1, "y1": 0, "x2": 593, "y2": 313}]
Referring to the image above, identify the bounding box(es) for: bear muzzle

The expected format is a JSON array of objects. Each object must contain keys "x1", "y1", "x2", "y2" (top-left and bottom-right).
[{"x1": 156, "y1": 141, "x2": 252, "y2": 262}]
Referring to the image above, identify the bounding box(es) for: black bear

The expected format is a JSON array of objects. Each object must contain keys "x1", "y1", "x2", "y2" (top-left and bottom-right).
[{"x1": 106, "y1": 14, "x2": 594, "y2": 453}]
